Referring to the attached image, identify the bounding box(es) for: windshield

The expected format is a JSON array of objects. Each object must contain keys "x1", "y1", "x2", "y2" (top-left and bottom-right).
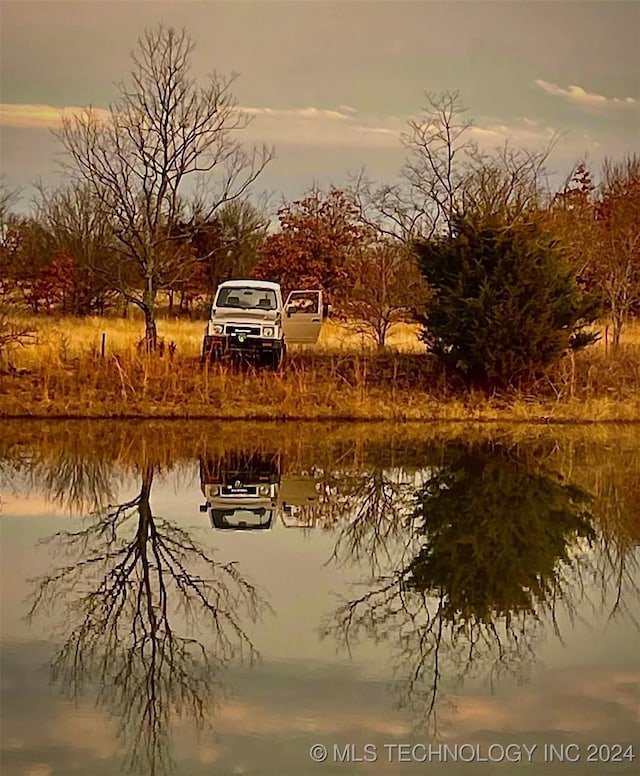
[{"x1": 215, "y1": 287, "x2": 277, "y2": 310}]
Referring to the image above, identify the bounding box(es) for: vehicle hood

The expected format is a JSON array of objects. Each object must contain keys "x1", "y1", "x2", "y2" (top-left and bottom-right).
[{"x1": 211, "y1": 309, "x2": 279, "y2": 322}]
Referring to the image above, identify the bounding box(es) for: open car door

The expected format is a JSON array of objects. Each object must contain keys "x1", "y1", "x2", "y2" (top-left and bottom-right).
[
  {"x1": 282, "y1": 290, "x2": 324, "y2": 344},
  {"x1": 279, "y1": 474, "x2": 321, "y2": 527}
]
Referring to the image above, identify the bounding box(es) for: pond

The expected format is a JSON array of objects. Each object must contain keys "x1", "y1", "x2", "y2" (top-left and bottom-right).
[{"x1": 1, "y1": 421, "x2": 638, "y2": 775}]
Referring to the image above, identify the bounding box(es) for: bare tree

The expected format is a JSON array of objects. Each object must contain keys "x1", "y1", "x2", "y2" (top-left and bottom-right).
[
  {"x1": 173, "y1": 196, "x2": 270, "y2": 312},
  {"x1": 0, "y1": 177, "x2": 22, "y2": 299},
  {"x1": 27, "y1": 462, "x2": 266, "y2": 775},
  {"x1": 349, "y1": 91, "x2": 555, "y2": 242},
  {"x1": 348, "y1": 91, "x2": 474, "y2": 241},
  {"x1": 340, "y1": 240, "x2": 428, "y2": 348},
  {"x1": 56, "y1": 25, "x2": 273, "y2": 349},
  {"x1": 0, "y1": 175, "x2": 21, "y2": 226},
  {"x1": 34, "y1": 181, "x2": 120, "y2": 314},
  {"x1": 401, "y1": 90, "x2": 475, "y2": 237},
  {"x1": 545, "y1": 155, "x2": 640, "y2": 345},
  {"x1": 0, "y1": 180, "x2": 36, "y2": 368},
  {"x1": 461, "y1": 139, "x2": 558, "y2": 221},
  {"x1": 544, "y1": 161, "x2": 600, "y2": 281}
]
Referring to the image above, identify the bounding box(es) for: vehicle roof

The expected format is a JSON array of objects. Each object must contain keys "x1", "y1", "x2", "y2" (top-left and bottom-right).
[{"x1": 217, "y1": 279, "x2": 281, "y2": 291}]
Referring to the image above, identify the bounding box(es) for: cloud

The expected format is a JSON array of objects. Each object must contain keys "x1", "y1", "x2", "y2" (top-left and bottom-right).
[
  {"x1": 0, "y1": 101, "x2": 403, "y2": 148},
  {"x1": 0, "y1": 103, "x2": 111, "y2": 129},
  {"x1": 209, "y1": 698, "x2": 410, "y2": 737},
  {"x1": 440, "y1": 666, "x2": 639, "y2": 740},
  {"x1": 0, "y1": 101, "x2": 618, "y2": 180},
  {"x1": 534, "y1": 80, "x2": 638, "y2": 114},
  {"x1": 0, "y1": 494, "x2": 69, "y2": 516},
  {"x1": 467, "y1": 116, "x2": 608, "y2": 163},
  {"x1": 241, "y1": 106, "x2": 352, "y2": 122},
  {"x1": 470, "y1": 119, "x2": 560, "y2": 147},
  {"x1": 239, "y1": 105, "x2": 403, "y2": 148}
]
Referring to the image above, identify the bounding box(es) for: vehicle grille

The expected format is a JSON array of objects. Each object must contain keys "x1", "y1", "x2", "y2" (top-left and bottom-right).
[{"x1": 226, "y1": 325, "x2": 261, "y2": 336}]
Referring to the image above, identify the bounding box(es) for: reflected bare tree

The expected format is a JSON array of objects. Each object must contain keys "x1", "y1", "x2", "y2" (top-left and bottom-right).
[
  {"x1": 26, "y1": 461, "x2": 266, "y2": 775},
  {"x1": 592, "y1": 476, "x2": 640, "y2": 626},
  {"x1": 325, "y1": 440, "x2": 596, "y2": 736},
  {"x1": 322, "y1": 467, "x2": 423, "y2": 574},
  {"x1": 1, "y1": 444, "x2": 118, "y2": 514}
]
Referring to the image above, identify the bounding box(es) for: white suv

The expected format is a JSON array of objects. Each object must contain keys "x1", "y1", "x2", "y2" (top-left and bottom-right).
[{"x1": 202, "y1": 279, "x2": 327, "y2": 368}]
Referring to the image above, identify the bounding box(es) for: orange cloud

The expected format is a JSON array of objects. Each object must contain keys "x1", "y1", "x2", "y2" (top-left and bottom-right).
[
  {"x1": 0, "y1": 494, "x2": 69, "y2": 516},
  {"x1": 0, "y1": 103, "x2": 111, "y2": 129}
]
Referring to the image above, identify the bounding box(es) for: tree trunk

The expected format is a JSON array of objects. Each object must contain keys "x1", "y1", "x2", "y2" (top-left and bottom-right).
[
  {"x1": 612, "y1": 314, "x2": 622, "y2": 347},
  {"x1": 143, "y1": 279, "x2": 158, "y2": 352},
  {"x1": 144, "y1": 311, "x2": 158, "y2": 352}
]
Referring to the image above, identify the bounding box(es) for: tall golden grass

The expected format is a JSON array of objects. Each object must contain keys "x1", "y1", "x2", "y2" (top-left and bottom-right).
[
  {"x1": 5, "y1": 314, "x2": 638, "y2": 357},
  {"x1": 0, "y1": 315, "x2": 639, "y2": 420}
]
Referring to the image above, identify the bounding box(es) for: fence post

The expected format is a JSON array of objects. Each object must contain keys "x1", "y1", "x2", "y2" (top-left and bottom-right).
[{"x1": 101, "y1": 332, "x2": 106, "y2": 359}]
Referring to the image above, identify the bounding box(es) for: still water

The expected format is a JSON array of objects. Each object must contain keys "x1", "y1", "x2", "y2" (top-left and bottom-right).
[{"x1": 1, "y1": 421, "x2": 638, "y2": 775}]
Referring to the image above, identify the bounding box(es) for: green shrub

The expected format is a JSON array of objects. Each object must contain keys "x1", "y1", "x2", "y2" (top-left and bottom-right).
[{"x1": 413, "y1": 214, "x2": 601, "y2": 387}]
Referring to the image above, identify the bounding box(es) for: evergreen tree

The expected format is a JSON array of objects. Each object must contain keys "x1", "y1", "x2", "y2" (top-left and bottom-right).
[{"x1": 414, "y1": 214, "x2": 600, "y2": 386}]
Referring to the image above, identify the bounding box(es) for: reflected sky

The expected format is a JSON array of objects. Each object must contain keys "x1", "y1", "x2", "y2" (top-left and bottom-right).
[{"x1": 1, "y1": 422, "x2": 638, "y2": 775}]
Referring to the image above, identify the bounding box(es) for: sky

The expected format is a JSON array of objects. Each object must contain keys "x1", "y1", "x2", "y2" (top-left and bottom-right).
[{"x1": 1, "y1": 0, "x2": 639, "y2": 214}]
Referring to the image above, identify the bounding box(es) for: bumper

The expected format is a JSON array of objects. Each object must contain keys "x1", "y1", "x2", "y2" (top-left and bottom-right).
[{"x1": 202, "y1": 335, "x2": 283, "y2": 359}]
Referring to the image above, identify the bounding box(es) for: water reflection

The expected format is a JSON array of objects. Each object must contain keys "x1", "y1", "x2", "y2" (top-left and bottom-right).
[
  {"x1": 1, "y1": 422, "x2": 638, "y2": 774},
  {"x1": 199, "y1": 450, "x2": 329, "y2": 531},
  {"x1": 325, "y1": 440, "x2": 601, "y2": 735},
  {"x1": 25, "y1": 457, "x2": 266, "y2": 775},
  {"x1": 200, "y1": 451, "x2": 281, "y2": 530}
]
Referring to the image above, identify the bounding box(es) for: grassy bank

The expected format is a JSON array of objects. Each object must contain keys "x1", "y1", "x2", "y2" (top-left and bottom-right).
[{"x1": 1, "y1": 316, "x2": 639, "y2": 421}]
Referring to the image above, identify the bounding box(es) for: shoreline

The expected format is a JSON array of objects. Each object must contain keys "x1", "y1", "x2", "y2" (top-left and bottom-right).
[{"x1": 2, "y1": 401, "x2": 639, "y2": 423}]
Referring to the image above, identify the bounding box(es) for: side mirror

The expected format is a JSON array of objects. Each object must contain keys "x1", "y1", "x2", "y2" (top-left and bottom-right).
[{"x1": 199, "y1": 503, "x2": 208, "y2": 513}]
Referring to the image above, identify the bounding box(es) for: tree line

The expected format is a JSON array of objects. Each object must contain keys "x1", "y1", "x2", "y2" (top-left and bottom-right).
[{"x1": 1, "y1": 24, "x2": 638, "y2": 384}]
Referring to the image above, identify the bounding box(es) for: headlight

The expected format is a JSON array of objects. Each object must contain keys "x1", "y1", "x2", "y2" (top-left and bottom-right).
[
  {"x1": 209, "y1": 485, "x2": 220, "y2": 496},
  {"x1": 263, "y1": 326, "x2": 275, "y2": 338},
  {"x1": 258, "y1": 485, "x2": 271, "y2": 496},
  {"x1": 212, "y1": 324, "x2": 224, "y2": 335}
]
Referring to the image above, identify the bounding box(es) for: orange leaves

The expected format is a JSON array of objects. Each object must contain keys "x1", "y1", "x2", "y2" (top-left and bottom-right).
[{"x1": 252, "y1": 188, "x2": 376, "y2": 302}]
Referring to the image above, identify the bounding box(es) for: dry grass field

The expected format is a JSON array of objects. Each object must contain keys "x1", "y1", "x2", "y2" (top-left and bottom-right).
[
  {"x1": 1, "y1": 315, "x2": 426, "y2": 360},
  {"x1": 8, "y1": 314, "x2": 638, "y2": 359},
  {"x1": 1, "y1": 314, "x2": 639, "y2": 421}
]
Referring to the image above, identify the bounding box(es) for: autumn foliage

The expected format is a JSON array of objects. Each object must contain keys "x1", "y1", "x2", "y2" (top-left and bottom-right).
[
  {"x1": 252, "y1": 189, "x2": 374, "y2": 303},
  {"x1": 546, "y1": 156, "x2": 640, "y2": 345}
]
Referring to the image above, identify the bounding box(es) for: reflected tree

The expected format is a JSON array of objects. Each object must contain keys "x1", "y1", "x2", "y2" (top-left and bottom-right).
[
  {"x1": 325, "y1": 440, "x2": 596, "y2": 735},
  {"x1": 29, "y1": 450, "x2": 118, "y2": 513},
  {"x1": 26, "y1": 460, "x2": 266, "y2": 775},
  {"x1": 323, "y1": 467, "x2": 423, "y2": 574},
  {"x1": 0, "y1": 440, "x2": 119, "y2": 514},
  {"x1": 591, "y1": 466, "x2": 640, "y2": 625}
]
